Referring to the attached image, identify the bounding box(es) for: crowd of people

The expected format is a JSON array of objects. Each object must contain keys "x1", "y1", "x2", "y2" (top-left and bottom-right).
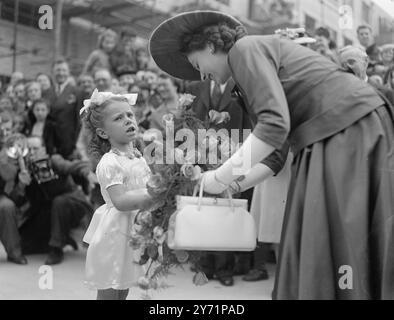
[{"x1": 0, "y1": 20, "x2": 393, "y2": 293}]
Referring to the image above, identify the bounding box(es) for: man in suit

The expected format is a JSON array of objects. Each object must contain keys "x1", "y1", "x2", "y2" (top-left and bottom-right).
[
  {"x1": 339, "y1": 46, "x2": 394, "y2": 106},
  {"x1": 185, "y1": 79, "x2": 269, "y2": 285},
  {"x1": 51, "y1": 59, "x2": 84, "y2": 160}
]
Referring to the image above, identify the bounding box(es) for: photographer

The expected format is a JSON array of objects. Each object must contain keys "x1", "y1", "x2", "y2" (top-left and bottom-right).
[
  {"x1": 0, "y1": 134, "x2": 31, "y2": 265},
  {"x1": 21, "y1": 136, "x2": 94, "y2": 265}
]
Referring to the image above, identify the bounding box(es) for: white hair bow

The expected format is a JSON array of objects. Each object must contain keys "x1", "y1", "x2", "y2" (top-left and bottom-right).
[{"x1": 80, "y1": 88, "x2": 138, "y2": 116}]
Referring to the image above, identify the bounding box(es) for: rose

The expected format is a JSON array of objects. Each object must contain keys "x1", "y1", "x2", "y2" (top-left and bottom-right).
[
  {"x1": 138, "y1": 276, "x2": 151, "y2": 290},
  {"x1": 153, "y1": 226, "x2": 166, "y2": 244},
  {"x1": 136, "y1": 211, "x2": 152, "y2": 226},
  {"x1": 181, "y1": 164, "x2": 202, "y2": 181},
  {"x1": 131, "y1": 223, "x2": 143, "y2": 235},
  {"x1": 146, "y1": 173, "x2": 167, "y2": 196},
  {"x1": 162, "y1": 113, "x2": 174, "y2": 127},
  {"x1": 181, "y1": 164, "x2": 194, "y2": 179},
  {"x1": 178, "y1": 94, "x2": 196, "y2": 111},
  {"x1": 174, "y1": 250, "x2": 189, "y2": 264}
]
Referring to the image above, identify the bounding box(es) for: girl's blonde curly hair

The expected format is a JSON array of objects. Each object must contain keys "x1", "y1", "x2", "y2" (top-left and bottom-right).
[{"x1": 81, "y1": 96, "x2": 128, "y2": 164}]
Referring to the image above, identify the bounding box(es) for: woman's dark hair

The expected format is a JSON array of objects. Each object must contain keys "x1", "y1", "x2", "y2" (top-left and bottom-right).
[
  {"x1": 315, "y1": 27, "x2": 330, "y2": 40},
  {"x1": 180, "y1": 22, "x2": 248, "y2": 55},
  {"x1": 32, "y1": 98, "x2": 49, "y2": 111}
]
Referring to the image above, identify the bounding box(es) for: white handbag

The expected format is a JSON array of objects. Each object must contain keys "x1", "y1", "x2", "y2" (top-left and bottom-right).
[{"x1": 167, "y1": 176, "x2": 257, "y2": 252}]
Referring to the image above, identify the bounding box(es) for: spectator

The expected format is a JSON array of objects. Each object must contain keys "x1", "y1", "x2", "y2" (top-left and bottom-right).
[
  {"x1": 12, "y1": 80, "x2": 27, "y2": 115},
  {"x1": 135, "y1": 47, "x2": 153, "y2": 71},
  {"x1": 384, "y1": 66, "x2": 394, "y2": 90},
  {"x1": 26, "y1": 81, "x2": 42, "y2": 109},
  {"x1": 51, "y1": 58, "x2": 83, "y2": 159},
  {"x1": 117, "y1": 66, "x2": 137, "y2": 92},
  {"x1": 0, "y1": 111, "x2": 14, "y2": 145},
  {"x1": 149, "y1": 75, "x2": 179, "y2": 131},
  {"x1": 83, "y1": 29, "x2": 118, "y2": 76},
  {"x1": 36, "y1": 73, "x2": 55, "y2": 103},
  {"x1": 77, "y1": 73, "x2": 95, "y2": 99},
  {"x1": 5, "y1": 71, "x2": 24, "y2": 97},
  {"x1": 339, "y1": 45, "x2": 394, "y2": 105},
  {"x1": 93, "y1": 68, "x2": 112, "y2": 92},
  {"x1": 381, "y1": 44, "x2": 394, "y2": 68},
  {"x1": 0, "y1": 97, "x2": 13, "y2": 113},
  {"x1": 0, "y1": 134, "x2": 31, "y2": 265},
  {"x1": 13, "y1": 114, "x2": 26, "y2": 135},
  {"x1": 110, "y1": 27, "x2": 138, "y2": 75},
  {"x1": 373, "y1": 62, "x2": 390, "y2": 80},
  {"x1": 23, "y1": 136, "x2": 93, "y2": 264},
  {"x1": 314, "y1": 27, "x2": 340, "y2": 65},
  {"x1": 25, "y1": 99, "x2": 57, "y2": 155},
  {"x1": 357, "y1": 25, "x2": 380, "y2": 63}
]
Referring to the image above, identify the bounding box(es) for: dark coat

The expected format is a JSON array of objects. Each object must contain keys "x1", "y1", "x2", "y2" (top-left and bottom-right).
[
  {"x1": 50, "y1": 83, "x2": 84, "y2": 159},
  {"x1": 186, "y1": 79, "x2": 252, "y2": 138}
]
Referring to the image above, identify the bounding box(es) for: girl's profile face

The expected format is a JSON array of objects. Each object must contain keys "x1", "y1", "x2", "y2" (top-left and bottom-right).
[
  {"x1": 100, "y1": 101, "x2": 138, "y2": 145},
  {"x1": 187, "y1": 44, "x2": 231, "y2": 84}
]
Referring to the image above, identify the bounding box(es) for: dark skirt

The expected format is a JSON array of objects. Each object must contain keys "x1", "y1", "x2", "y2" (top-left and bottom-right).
[{"x1": 273, "y1": 105, "x2": 394, "y2": 300}]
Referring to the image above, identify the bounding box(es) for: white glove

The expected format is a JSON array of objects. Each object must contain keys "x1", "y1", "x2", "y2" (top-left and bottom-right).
[
  {"x1": 216, "y1": 133, "x2": 276, "y2": 185},
  {"x1": 200, "y1": 170, "x2": 228, "y2": 195}
]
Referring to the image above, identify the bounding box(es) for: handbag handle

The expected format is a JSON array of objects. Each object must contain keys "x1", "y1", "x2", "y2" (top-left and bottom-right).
[{"x1": 194, "y1": 174, "x2": 235, "y2": 212}]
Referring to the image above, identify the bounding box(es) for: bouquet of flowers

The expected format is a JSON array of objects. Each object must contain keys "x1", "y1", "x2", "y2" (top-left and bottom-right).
[{"x1": 130, "y1": 93, "x2": 237, "y2": 295}]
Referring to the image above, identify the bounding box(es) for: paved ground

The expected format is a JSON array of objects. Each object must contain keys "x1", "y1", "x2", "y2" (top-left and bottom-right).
[{"x1": 0, "y1": 231, "x2": 275, "y2": 300}]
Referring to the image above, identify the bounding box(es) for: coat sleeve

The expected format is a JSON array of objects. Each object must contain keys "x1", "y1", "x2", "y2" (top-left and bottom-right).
[
  {"x1": 228, "y1": 38, "x2": 290, "y2": 150},
  {"x1": 261, "y1": 141, "x2": 290, "y2": 176}
]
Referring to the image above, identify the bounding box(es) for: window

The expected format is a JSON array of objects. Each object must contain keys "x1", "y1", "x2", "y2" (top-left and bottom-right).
[{"x1": 0, "y1": 0, "x2": 41, "y2": 28}]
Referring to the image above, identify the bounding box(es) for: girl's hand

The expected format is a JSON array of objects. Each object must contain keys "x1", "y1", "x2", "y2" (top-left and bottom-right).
[{"x1": 199, "y1": 170, "x2": 228, "y2": 195}]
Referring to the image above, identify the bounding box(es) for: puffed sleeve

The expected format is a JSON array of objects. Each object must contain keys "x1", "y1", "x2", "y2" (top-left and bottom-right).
[
  {"x1": 228, "y1": 37, "x2": 290, "y2": 149},
  {"x1": 96, "y1": 154, "x2": 124, "y2": 189}
]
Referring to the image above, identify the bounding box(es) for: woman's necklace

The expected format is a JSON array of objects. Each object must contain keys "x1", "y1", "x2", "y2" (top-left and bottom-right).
[{"x1": 111, "y1": 143, "x2": 142, "y2": 160}]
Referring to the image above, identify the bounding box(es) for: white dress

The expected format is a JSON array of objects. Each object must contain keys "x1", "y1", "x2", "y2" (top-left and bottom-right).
[
  {"x1": 83, "y1": 151, "x2": 151, "y2": 290},
  {"x1": 250, "y1": 153, "x2": 293, "y2": 244}
]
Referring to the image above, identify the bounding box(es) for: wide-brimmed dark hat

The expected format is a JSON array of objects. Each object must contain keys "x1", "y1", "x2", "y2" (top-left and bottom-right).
[{"x1": 149, "y1": 11, "x2": 243, "y2": 81}]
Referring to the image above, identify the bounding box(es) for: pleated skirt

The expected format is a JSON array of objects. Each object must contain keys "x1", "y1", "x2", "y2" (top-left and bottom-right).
[{"x1": 273, "y1": 105, "x2": 394, "y2": 300}]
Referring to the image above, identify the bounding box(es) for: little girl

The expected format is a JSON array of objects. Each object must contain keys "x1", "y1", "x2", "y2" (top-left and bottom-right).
[
  {"x1": 81, "y1": 90, "x2": 153, "y2": 300},
  {"x1": 83, "y1": 29, "x2": 118, "y2": 76}
]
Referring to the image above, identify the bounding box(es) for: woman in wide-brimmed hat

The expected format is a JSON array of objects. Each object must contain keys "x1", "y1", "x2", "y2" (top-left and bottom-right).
[{"x1": 149, "y1": 11, "x2": 394, "y2": 300}]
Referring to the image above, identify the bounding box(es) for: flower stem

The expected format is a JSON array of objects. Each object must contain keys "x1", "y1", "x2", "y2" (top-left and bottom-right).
[{"x1": 145, "y1": 259, "x2": 154, "y2": 277}]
